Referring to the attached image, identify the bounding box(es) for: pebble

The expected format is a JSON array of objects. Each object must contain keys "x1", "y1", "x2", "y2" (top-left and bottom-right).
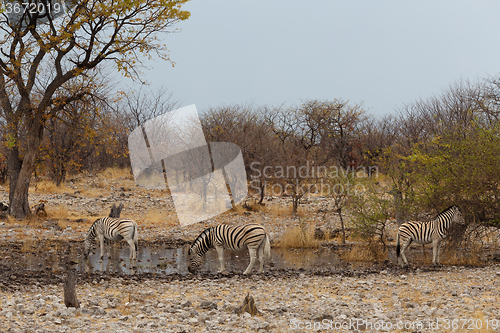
[
  {"x1": 0, "y1": 265, "x2": 499, "y2": 332},
  {"x1": 1, "y1": 179, "x2": 500, "y2": 332}
]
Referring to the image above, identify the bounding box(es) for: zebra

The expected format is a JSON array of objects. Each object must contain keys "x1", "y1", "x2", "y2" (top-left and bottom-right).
[
  {"x1": 396, "y1": 205, "x2": 465, "y2": 267},
  {"x1": 188, "y1": 223, "x2": 271, "y2": 275},
  {"x1": 84, "y1": 217, "x2": 139, "y2": 261}
]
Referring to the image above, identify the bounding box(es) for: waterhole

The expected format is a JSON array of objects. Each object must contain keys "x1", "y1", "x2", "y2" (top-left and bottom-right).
[
  {"x1": 1, "y1": 242, "x2": 384, "y2": 275},
  {"x1": 84, "y1": 245, "x2": 348, "y2": 275}
]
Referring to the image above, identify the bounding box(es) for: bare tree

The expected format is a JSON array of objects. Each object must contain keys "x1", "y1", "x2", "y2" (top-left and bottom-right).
[
  {"x1": 201, "y1": 104, "x2": 278, "y2": 204},
  {"x1": 120, "y1": 85, "x2": 179, "y2": 129}
]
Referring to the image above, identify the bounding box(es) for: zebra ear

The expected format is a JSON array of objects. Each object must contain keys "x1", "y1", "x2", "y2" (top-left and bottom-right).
[{"x1": 109, "y1": 203, "x2": 122, "y2": 218}]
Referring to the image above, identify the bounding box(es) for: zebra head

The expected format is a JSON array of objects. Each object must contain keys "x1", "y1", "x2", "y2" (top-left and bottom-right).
[
  {"x1": 83, "y1": 238, "x2": 91, "y2": 258},
  {"x1": 187, "y1": 227, "x2": 213, "y2": 273},
  {"x1": 451, "y1": 205, "x2": 465, "y2": 225},
  {"x1": 83, "y1": 221, "x2": 98, "y2": 258},
  {"x1": 187, "y1": 246, "x2": 203, "y2": 273}
]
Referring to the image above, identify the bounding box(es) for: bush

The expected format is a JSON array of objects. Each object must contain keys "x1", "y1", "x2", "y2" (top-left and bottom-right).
[{"x1": 348, "y1": 179, "x2": 392, "y2": 247}]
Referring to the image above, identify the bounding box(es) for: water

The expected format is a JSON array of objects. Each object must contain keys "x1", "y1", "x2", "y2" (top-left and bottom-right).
[
  {"x1": 1, "y1": 241, "x2": 386, "y2": 276},
  {"x1": 1, "y1": 240, "x2": 491, "y2": 276},
  {"x1": 83, "y1": 245, "x2": 344, "y2": 275}
]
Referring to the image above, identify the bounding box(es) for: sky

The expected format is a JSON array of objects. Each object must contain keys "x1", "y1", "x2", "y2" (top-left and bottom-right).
[{"x1": 138, "y1": 0, "x2": 500, "y2": 117}]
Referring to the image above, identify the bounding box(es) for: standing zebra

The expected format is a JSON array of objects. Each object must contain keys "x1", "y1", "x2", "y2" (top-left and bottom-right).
[
  {"x1": 84, "y1": 217, "x2": 139, "y2": 262},
  {"x1": 396, "y1": 205, "x2": 465, "y2": 267},
  {"x1": 188, "y1": 223, "x2": 271, "y2": 275}
]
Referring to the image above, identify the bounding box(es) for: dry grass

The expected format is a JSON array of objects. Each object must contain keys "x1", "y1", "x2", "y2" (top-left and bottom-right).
[
  {"x1": 401, "y1": 242, "x2": 485, "y2": 267},
  {"x1": 48, "y1": 204, "x2": 69, "y2": 220},
  {"x1": 45, "y1": 204, "x2": 77, "y2": 229},
  {"x1": 76, "y1": 167, "x2": 135, "y2": 197},
  {"x1": 275, "y1": 223, "x2": 319, "y2": 248},
  {"x1": 20, "y1": 238, "x2": 38, "y2": 252},
  {"x1": 230, "y1": 205, "x2": 245, "y2": 215},
  {"x1": 266, "y1": 204, "x2": 305, "y2": 217},
  {"x1": 99, "y1": 166, "x2": 133, "y2": 180},
  {"x1": 267, "y1": 204, "x2": 292, "y2": 217},
  {"x1": 241, "y1": 199, "x2": 265, "y2": 212},
  {"x1": 144, "y1": 209, "x2": 178, "y2": 227},
  {"x1": 472, "y1": 311, "x2": 496, "y2": 333},
  {"x1": 440, "y1": 246, "x2": 484, "y2": 267},
  {"x1": 134, "y1": 172, "x2": 166, "y2": 189},
  {"x1": 144, "y1": 209, "x2": 165, "y2": 224},
  {"x1": 132, "y1": 208, "x2": 178, "y2": 231},
  {"x1": 31, "y1": 180, "x2": 70, "y2": 194},
  {"x1": 6, "y1": 213, "x2": 40, "y2": 228},
  {"x1": 339, "y1": 243, "x2": 388, "y2": 262}
]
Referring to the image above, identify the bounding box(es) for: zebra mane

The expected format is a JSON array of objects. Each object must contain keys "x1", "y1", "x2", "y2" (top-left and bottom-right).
[
  {"x1": 85, "y1": 218, "x2": 102, "y2": 241},
  {"x1": 189, "y1": 227, "x2": 214, "y2": 255},
  {"x1": 436, "y1": 205, "x2": 459, "y2": 218}
]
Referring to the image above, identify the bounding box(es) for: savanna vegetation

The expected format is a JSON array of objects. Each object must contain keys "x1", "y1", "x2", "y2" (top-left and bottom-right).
[
  {"x1": 2, "y1": 1, "x2": 500, "y2": 257},
  {"x1": 3, "y1": 71, "x2": 500, "y2": 247},
  {"x1": 0, "y1": 0, "x2": 190, "y2": 218}
]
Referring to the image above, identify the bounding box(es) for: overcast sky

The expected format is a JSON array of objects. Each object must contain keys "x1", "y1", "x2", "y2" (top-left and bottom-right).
[{"x1": 139, "y1": 0, "x2": 500, "y2": 117}]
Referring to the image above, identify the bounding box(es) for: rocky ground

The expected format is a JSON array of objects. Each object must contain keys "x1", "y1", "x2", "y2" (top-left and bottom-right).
[
  {"x1": 1, "y1": 172, "x2": 500, "y2": 332},
  {"x1": 1, "y1": 266, "x2": 500, "y2": 332}
]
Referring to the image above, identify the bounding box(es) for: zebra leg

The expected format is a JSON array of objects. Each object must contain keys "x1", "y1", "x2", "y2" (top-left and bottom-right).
[
  {"x1": 99, "y1": 235, "x2": 105, "y2": 261},
  {"x1": 126, "y1": 238, "x2": 136, "y2": 260},
  {"x1": 257, "y1": 243, "x2": 265, "y2": 273},
  {"x1": 244, "y1": 248, "x2": 257, "y2": 275},
  {"x1": 215, "y1": 245, "x2": 225, "y2": 273},
  {"x1": 106, "y1": 240, "x2": 113, "y2": 259},
  {"x1": 437, "y1": 241, "x2": 442, "y2": 265},
  {"x1": 432, "y1": 240, "x2": 442, "y2": 267},
  {"x1": 400, "y1": 239, "x2": 411, "y2": 267}
]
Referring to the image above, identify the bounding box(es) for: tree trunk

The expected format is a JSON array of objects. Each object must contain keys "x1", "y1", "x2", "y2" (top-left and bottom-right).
[
  {"x1": 64, "y1": 260, "x2": 80, "y2": 308},
  {"x1": 258, "y1": 179, "x2": 266, "y2": 205},
  {"x1": 338, "y1": 208, "x2": 346, "y2": 245},
  {"x1": 9, "y1": 148, "x2": 37, "y2": 218},
  {"x1": 53, "y1": 161, "x2": 66, "y2": 187},
  {"x1": 292, "y1": 194, "x2": 299, "y2": 215},
  {"x1": 7, "y1": 143, "x2": 22, "y2": 207},
  {"x1": 391, "y1": 187, "x2": 403, "y2": 225},
  {"x1": 8, "y1": 118, "x2": 44, "y2": 219}
]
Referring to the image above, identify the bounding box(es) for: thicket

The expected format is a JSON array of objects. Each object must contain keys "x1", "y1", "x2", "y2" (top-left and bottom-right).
[{"x1": 2, "y1": 74, "x2": 500, "y2": 244}]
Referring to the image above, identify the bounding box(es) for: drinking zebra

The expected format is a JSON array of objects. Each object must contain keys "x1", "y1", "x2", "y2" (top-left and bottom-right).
[
  {"x1": 84, "y1": 217, "x2": 139, "y2": 261},
  {"x1": 396, "y1": 205, "x2": 465, "y2": 267},
  {"x1": 188, "y1": 223, "x2": 271, "y2": 275}
]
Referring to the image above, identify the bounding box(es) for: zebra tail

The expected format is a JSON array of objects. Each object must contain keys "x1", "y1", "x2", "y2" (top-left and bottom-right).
[
  {"x1": 396, "y1": 233, "x2": 400, "y2": 258},
  {"x1": 133, "y1": 223, "x2": 138, "y2": 252},
  {"x1": 263, "y1": 234, "x2": 271, "y2": 261}
]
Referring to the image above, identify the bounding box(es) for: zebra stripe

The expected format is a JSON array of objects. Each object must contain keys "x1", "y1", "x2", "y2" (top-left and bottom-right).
[
  {"x1": 188, "y1": 223, "x2": 271, "y2": 275},
  {"x1": 84, "y1": 217, "x2": 139, "y2": 261},
  {"x1": 396, "y1": 205, "x2": 465, "y2": 266}
]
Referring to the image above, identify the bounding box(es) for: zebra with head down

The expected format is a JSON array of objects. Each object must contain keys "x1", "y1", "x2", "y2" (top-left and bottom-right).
[
  {"x1": 84, "y1": 216, "x2": 138, "y2": 262},
  {"x1": 188, "y1": 223, "x2": 271, "y2": 275}
]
